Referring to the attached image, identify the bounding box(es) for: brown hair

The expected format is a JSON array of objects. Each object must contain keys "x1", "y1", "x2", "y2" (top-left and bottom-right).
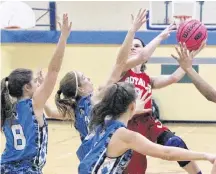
[
  {"x1": 89, "y1": 82, "x2": 136, "y2": 131},
  {"x1": 1, "y1": 68, "x2": 33, "y2": 129},
  {"x1": 134, "y1": 37, "x2": 147, "y2": 72},
  {"x1": 55, "y1": 71, "x2": 81, "y2": 124}
]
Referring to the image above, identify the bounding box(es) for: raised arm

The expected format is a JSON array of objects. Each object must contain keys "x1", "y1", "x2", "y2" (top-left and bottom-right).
[
  {"x1": 33, "y1": 14, "x2": 72, "y2": 114},
  {"x1": 92, "y1": 9, "x2": 147, "y2": 104},
  {"x1": 35, "y1": 70, "x2": 65, "y2": 120},
  {"x1": 105, "y1": 8, "x2": 147, "y2": 85},
  {"x1": 123, "y1": 23, "x2": 176, "y2": 72},
  {"x1": 172, "y1": 42, "x2": 216, "y2": 103},
  {"x1": 150, "y1": 67, "x2": 185, "y2": 89}
]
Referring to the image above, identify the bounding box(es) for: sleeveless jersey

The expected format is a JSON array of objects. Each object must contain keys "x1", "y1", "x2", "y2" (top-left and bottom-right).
[
  {"x1": 74, "y1": 95, "x2": 92, "y2": 141},
  {"x1": 77, "y1": 119, "x2": 133, "y2": 174},
  {"x1": 1, "y1": 99, "x2": 48, "y2": 169},
  {"x1": 120, "y1": 69, "x2": 152, "y2": 109}
]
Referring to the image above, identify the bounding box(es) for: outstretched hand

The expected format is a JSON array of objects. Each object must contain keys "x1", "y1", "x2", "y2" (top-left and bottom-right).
[
  {"x1": 159, "y1": 22, "x2": 176, "y2": 40},
  {"x1": 130, "y1": 8, "x2": 148, "y2": 32},
  {"x1": 135, "y1": 91, "x2": 152, "y2": 114},
  {"x1": 171, "y1": 40, "x2": 206, "y2": 71},
  {"x1": 58, "y1": 13, "x2": 72, "y2": 39}
]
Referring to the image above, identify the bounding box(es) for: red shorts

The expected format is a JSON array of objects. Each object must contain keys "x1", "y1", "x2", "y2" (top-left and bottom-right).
[{"x1": 125, "y1": 113, "x2": 169, "y2": 174}]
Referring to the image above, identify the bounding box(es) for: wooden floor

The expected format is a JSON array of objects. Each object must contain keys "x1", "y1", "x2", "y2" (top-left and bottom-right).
[{"x1": 1, "y1": 121, "x2": 216, "y2": 174}]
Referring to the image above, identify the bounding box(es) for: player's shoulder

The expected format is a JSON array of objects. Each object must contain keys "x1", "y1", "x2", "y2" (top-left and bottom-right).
[{"x1": 114, "y1": 127, "x2": 135, "y2": 142}]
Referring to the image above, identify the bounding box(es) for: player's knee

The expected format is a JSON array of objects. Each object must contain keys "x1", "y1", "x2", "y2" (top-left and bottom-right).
[
  {"x1": 165, "y1": 136, "x2": 188, "y2": 149},
  {"x1": 157, "y1": 131, "x2": 190, "y2": 167},
  {"x1": 164, "y1": 136, "x2": 190, "y2": 167}
]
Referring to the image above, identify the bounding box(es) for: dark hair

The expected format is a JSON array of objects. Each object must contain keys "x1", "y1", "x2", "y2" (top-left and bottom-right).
[
  {"x1": 55, "y1": 71, "x2": 81, "y2": 124},
  {"x1": 89, "y1": 82, "x2": 136, "y2": 131},
  {"x1": 140, "y1": 63, "x2": 147, "y2": 72},
  {"x1": 134, "y1": 37, "x2": 146, "y2": 47},
  {"x1": 1, "y1": 68, "x2": 33, "y2": 129},
  {"x1": 134, "y1": 37, "x2": 147, "y2": 72}
]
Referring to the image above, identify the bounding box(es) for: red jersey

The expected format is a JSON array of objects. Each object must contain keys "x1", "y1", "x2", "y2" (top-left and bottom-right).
[
  {"x1": 121, "y1": 70, "x2": 169, "y2": 174},
  {"x1": 120, "y1": 69, "x2": 152, "y2": 109}
]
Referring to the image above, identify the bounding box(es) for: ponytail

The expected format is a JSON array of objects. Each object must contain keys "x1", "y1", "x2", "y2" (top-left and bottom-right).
[
  {"x1": 1, "y1": 77, "x2": 15, "y2": 129},
  {"x1": 55, "y1": 90, "x2": 77, "y2": 124},
  {"x1": 89, "y1": 102, "x2": 112, "y2": 131},
  {"x1": 89, "y1": 83, "x2": 134, "y2": 131}
]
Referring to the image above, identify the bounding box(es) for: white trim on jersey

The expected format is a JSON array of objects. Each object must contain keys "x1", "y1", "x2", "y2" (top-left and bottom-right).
[
  {"x1": 110, "y1": 155, "x2": 125, "y2": 173},
  {"x1": 91, "y1": 148, "x2": 107, "y2": 174}
]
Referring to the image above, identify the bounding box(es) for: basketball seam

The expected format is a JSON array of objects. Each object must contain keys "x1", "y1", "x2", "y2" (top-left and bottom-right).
[
  {"x1": 187, "y1": 29, "x2": 207, "y2": 49},
  {"x1": 185, "y1": 23, "x2": 202, "y2": 43}
]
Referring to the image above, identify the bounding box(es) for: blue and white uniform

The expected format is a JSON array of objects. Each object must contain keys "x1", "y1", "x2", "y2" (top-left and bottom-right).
[
  {"x1": 1, "y1": 99, "x2": 48, "y2": 174},
  {"x1": 74, "y1": 95, "x2": 92, "y2": 141},
  {"x1": 77, "y1": 119, "x2": 133, "y2": 174}
]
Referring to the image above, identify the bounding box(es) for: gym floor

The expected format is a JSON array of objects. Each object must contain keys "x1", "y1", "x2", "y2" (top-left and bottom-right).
[{"x1": 1, "y1": 121, "x2": 215, "y2": 174}]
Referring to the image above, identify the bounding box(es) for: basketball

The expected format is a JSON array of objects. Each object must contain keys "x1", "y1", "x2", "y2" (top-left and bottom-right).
[{"x1": 176, "y1": 19, "x2": 208, "y2": 51}]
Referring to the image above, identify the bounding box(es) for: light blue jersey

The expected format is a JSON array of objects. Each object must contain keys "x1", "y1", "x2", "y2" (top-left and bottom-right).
[
  {"x1": 77, "y1": 119, "x2": 133, "y2": 174},
  {"x1": 1, "y1": 99, "x2": 48, "y2": 173},
  {"x1": 74, "y1": 95, "x2": 92, "y2": 141}
]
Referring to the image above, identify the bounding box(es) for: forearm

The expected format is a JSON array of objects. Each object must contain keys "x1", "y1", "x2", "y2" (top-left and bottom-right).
[
  {"x1": 116, "y1": 29, "x2": 136, "y2": 65},
  {"x1": 151, "y1": 67, "x2": 185, "y2": 89},
  {"x1": 125, "y1": 35, "x2": 163, "y2": 70},
  {"x1": 140, "y1": 35, "x2": 163, "y2": 61},
  {"x1": 48, "y1": 35, "x2": 67, "y2": 72},
  {"x1": 164, "y1": 146, "x2": 207, "y2": 162},
  {"x1": 129, "y1": 132, "x2": 207, "y2": 162},
  {"x1": 186, "y1": 68, "x2": 216, "y2": 102},
  {"x1": 171, "y1": 67, "x2": 185, "y2": 82},
  {"x1": 124, "y1": 35, "x2": 163, "y2": 71},
  {"x1": 105, "y1": 29, "x2": 136, "y2": 86}
]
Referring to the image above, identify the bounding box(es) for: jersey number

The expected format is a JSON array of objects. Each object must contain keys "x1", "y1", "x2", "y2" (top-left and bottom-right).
[{"x1": 11, "y1": 124, "x2": 26, "y2": 150}]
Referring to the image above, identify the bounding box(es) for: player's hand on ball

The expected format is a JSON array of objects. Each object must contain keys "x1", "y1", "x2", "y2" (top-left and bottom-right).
[
  {"x1": 130, "y1": 8, "x2": 148, "y2": 32},
  {"x1": 135, "y1": 91, "x2": 152, "y2": 115},
  {"x1": 171, "y1": 41, "x2": 206, "y2": 71},
  {"x1": 171, "y1": 42, "x2": 193, "y2": 70},
  {"x1": 190, "y1": 39, "x2": 207, "y2": 58},
  {"x1": 58, "y1": 13, "x2": 72, "y2": 39},
  {"x1": 159, "y1": 22, "x2": 176, "y2": 40},
  {"x1": 176, "y1": 16, "x2": 189, "y2": 29}
]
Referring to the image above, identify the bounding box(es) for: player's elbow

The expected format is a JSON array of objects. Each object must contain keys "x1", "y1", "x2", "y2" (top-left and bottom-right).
[
  {"x1": 160, "y1": 147, "x2": 178, "y2": 161},
  {"x1": 140, "y1": 51, "x2": 149, "y2": 62}
]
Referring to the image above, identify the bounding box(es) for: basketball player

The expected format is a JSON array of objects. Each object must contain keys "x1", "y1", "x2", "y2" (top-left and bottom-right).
[
  {"x1": 44, "y1": 9, "x2": 154, "y2": 141},
  {"x1": 44, "y1": 9, "x2": 175, "y2": 143},
  {"x1": 77, "y1": 82, "x2": 216, "y2": 174},
  {"x1": 118, "y1": 37, "x2": 204, "y2": 174},
  {"x1": 0, "y1": 14, "x2": 71, "y2": 173},
  {"x1": 172, "y1": 42, "x2": 216, "y2": 103}
]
